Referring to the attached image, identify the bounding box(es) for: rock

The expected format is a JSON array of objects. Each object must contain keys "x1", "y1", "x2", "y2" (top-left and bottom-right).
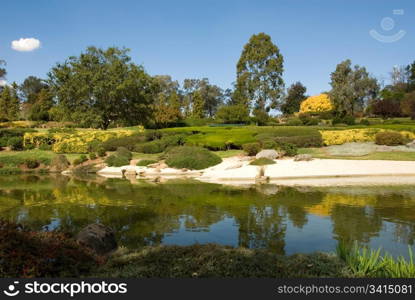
[
  {"x1": 76, "y1": 224, "x2": 117, "y2": 255},
  {"x1": 407, "y1": 140, "x2": 415, "y2": 148},
  {"x1": 294, "y1": 154, "x2": 313, "y2": 161},
  {"x1": 255, "y1": 149, "x2": 280, "y2": 160}
]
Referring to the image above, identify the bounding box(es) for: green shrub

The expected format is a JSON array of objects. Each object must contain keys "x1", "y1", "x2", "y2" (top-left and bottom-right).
[
  {"x1": 0, "y1": 220, "x2": 99, "y2": 277},
  {"x1": 134, "y1": 140, "x2": 165, "y2": 154},
  {"x1": 50, "y1": 154, "x2": 70, "y2": 172},
  {"x1": 359, "y1": 119, "x2": 370, "y2": 126},
  {"x1": 242, "y1": 143, "x2": 261, "y2": 156},
  {"x1": 276, "y1": 142, "x2": 298, "y2": 157},
  {"x1": 89, "y1": 152, "x2": 97, "y2": 160},
  {"x1": 115, "y1": 147, "x2": 132, "y2": 160},
  {"x1": 24, "y1": 158, "x2": 40, "y2": 169},
  {"x1": 375, "y1": 131, "x2": 405, "y2": 146},
  {"x1": 299, "y1": 114, "x2": 319, "y2": 126},
  {"x1": 79, "y1": 155, "x2": 88, "y2": 163},
  {"x1": 73, "y1": 158, "x2": 82, "y2": 166},
  {"x1": 7, "y1": 137, "x2": 24, "y2": 150},
  {"x1": 250, "y1": 158, "x2": 276, "y2": 165},
  {"x1": 105, "y1": 154, "x2": 130, "y2": 167},
  {"x1": 261, "y1": 140, "x2": 277, "y2": 149},
  {"x1": 286, "y1": 118, "x2": 303, "y2": 126},
  {"x1": 145, "y1": 130, "x2": 163, "y2": 141},
  {"x1": 38, "y1": 144, "x2": 52, "y2": 151},
  {"x1": 0, "y1": 167, "x2": 22, "y2": 175},
  {"x1": 333, "y1": 116, "x2": 355, "y2": 125},
  {"x1": 165, "y1": 146, "x2": 222, "y2": 170},
  {"x1": 97, "y1": 146, "x2": 106, "y2": 157},
  {"x1": 274, "y1": 135, "x2": 323, "y2": 148},
  {"x1": 101, "y1": 134, "x2": 145, "y2": 151},
  {"x1": 136, "y1": 159, "x2": 158, "y2": 166}
]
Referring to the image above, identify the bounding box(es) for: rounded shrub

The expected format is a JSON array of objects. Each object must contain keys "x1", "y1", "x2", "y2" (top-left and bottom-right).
[
  {"x1": 105, "y1": 154, "x2": 130, "y2": 167},
  {"x1": 89, "y1": 152, "x2": 97, "y2": 160},
  {"x1": 7, "y1": 137, "x2": 24, "y2": 151},
  {"x1": 115, "y1": 147, "x2": 132, "y2": 160},
  {"x1": 97, "y1": 146, "x2": 106, "y2": 157},
  {"x1": 276, "y1": 142, "x2": 298, "y2": 157},
  {"x1": 242, "y1": 143, "x2": 261, "y2": 156},
  {"x1": 165, "y1": 146, "x2": 222, "y2": 170},
  {"x1": 375, "y1": 131, "x2": 405, "y2": 146},
  {"x1": 136, "y1": 159, "x2": 158, "y2": 166},
  {"x1": 24, "y1": 158, "x2": 40, "y2": 169}
]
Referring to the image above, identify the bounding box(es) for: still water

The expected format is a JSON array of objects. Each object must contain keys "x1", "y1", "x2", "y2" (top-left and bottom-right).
[{"x1": 1, "y1": 175, "x2": 415, "y2": 257}]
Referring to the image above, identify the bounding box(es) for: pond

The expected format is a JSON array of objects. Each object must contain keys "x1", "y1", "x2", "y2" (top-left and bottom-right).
[{"x1": 1, "y1": 175, "x2": 415, "y2": 257}]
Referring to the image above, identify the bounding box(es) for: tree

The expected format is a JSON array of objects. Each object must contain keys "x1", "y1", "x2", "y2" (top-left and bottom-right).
[
  {"x1": 235, "y1": 33, "x2": 284, "y2": 116},
  {"x1": 299, "y1": 94, "x2": 333, "y2": 114},
  {"x1": 191, "y1": 90, "x2": 205, "y2": 119},
  {"x1": 48, "y1": 47, "x2": 155, "y2": 129},
  {"x1": 372, "y1": 99, "x2": 401, "y2": 119},
  {"x1": 405, "y1": 61, "x2": 415, "y2": 92},
  {"x1": 151, "y1": 75, "x2": 182, "y2": 128},
  {"x1": 19, "y1": 76, "x2": 48, "y2": 104},
  {"x1": 329, "y1": 59, "x2": 379, "y2": 117},
  {"x1": 28, "y1": 88, "x2": 54, "y2": 121},
  {"x1": 0, "y1": 85, "x2": 20, "y2": 121},
  {"x1": 280, "y1": 82, "x2": 307, "y2": 115},
  {"x1": 401, "y1": 91, "x2": 415, "y2": 119},
  {"x1": 0, "y1": 60, "x2": 6, "y2": 82},
  {"x1": 182, "y1": 78, "x2": 223, "y2": 118}
]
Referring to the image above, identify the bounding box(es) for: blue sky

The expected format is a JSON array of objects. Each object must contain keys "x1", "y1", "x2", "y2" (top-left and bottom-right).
[{"x1": 1, "y1": 0, "x2": 414, "y2": 95}]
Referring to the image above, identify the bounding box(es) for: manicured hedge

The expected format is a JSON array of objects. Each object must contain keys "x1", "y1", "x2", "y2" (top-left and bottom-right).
[{"x1": 164, "y1": 146, "x2": 222, "y2": 170}]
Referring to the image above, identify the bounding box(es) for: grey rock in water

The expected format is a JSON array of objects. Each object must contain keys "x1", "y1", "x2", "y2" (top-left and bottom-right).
[
  {"x1": 76, "y1": 224, "x2": 117, "y2": 255},
  {"x1": 255, "y1": 149, "x2": 280, "y2": 160},
  {"x1": 294, "y1": 154, "x2": 313, "y2": 161}
]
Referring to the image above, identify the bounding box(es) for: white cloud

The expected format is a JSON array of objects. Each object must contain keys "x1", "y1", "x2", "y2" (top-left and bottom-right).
[{"x1": 11, "y1": 38, "x2": 41, "y2": 52}]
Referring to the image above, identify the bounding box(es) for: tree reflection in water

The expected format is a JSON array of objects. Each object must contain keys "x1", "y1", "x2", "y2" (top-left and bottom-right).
[{"x1": 1, "y1": 175, "x2": 415, "y2": 256}]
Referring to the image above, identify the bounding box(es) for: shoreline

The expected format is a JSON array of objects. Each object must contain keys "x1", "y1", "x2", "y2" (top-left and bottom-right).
[{"x1": 94, "y1": 156, "x2": 415, "y2": 186}]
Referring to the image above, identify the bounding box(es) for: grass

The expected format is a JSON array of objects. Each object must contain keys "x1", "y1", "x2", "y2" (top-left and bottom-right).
[
  {"x1": 250, "y1": 157, "x2": 276, "y2": 165},
  {"x1": 214, "y1": 150, "x2": 244, "y2": 158},
  {"x1": 298, "y1": 148, "x2": 415, "y2": 161},
  {"x1": 336, "y1": 242, "x2": 415, "y2": 277},
  {"x1": 90, "y1": 244, "x2": 349, "y2": 278}
]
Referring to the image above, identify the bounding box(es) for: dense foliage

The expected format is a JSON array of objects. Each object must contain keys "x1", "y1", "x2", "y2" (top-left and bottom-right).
[
  {"x1": 164, "y1": 146, "x2": 222, "y2": 170},
  {"x1": 299, "y1": 94, "x2": 333, "y2": 114}
]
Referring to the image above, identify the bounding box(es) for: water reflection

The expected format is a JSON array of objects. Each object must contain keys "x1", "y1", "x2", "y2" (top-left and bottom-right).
[{"x1": 1, "y1": 175, "x2": 415, "y2": 256}]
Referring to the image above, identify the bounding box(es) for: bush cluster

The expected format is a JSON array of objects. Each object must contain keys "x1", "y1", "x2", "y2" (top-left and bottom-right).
[
  {"x1": 242, "y1": 143, "x2": 261, "y2": 156},
  {"x1": 136, "y1": 159, "x2": 158, "y2": 166},
  {"x1": 105, "y1": 147, "x2": 132, "y2": 167},
  {"x1": 375, "y1": 131, "x2": 405, "y2": 146},
  {"x1": 134, "y1": 134, "x2": 185, "y2": 154},
  {"x1": 0, "y1": 220, "x2": 99, "y2": 277},
  {"x1": 276, "y1": 142, "x2": 298, "y2": 157},
  {"x1": 24, "y1": 158, "x2": 40, "y2": 169},
  {"x1": 164, "y1": 146, "x2": 222, "y2": 170},
  {"x1": 73, "y1": 155, "x2": 88, "y2": 166}
]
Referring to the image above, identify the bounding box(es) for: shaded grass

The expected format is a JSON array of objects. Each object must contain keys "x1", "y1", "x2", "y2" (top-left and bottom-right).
[{"x1": 90, "y1": 244, "x2": 349, "y2": 278}]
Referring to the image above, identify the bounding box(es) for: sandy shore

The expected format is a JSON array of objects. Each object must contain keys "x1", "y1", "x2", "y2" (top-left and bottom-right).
[{"x1": 96, "y1": 156, "x2": 415, "y2": 186}]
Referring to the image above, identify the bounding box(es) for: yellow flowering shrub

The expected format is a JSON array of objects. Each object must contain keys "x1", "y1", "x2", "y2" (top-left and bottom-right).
[
  {"x1": 23, "y1": 128, "x2": 141, "y2": 153},
  {"x1": 299, "y1": 94, "x2": 333, "y2": 114},
  {"x1": 320, "y1": 129, "x2": 415, "y2": 146}
]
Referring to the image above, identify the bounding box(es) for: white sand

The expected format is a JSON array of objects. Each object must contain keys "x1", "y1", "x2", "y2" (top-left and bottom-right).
[{"x1": 95, "y1": 156, "x2": 415, "y2": 186}]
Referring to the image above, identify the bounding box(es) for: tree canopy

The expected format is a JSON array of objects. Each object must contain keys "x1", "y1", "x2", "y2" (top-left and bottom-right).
[
  {"x1": 48, "y1": 46, "x2": 155, "y2": 129},
  {"x1": 281, "y1": 82, "x2": 307, "y2": 115},
  {"x1": 235, "y1": 33, "x2": 284, "y2": 116},
  {"x1": 329, "y1": 59, "x2": 378, "y2": 117}
]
